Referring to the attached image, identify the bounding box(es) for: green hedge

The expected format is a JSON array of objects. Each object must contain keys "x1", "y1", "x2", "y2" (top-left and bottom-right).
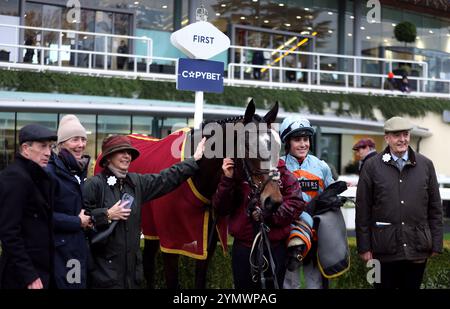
[
  {"x1": 152, "y1": 240, "x2": 450, "y2": 289},
  {"x1": 1, "y1": 70, "x2": 450, "y2": 120}
]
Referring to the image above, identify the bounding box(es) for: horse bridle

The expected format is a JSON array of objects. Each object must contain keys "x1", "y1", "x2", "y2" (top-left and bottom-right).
[
  {"x1": 241, "y1": 158, "x2": 281, "y2": 212},
  {"x1": 240, "y1": 158, "x2": 282, "y2": 289}
]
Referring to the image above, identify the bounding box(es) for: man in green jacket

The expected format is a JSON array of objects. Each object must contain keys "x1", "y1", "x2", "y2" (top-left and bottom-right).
[
  {"x1": 83, "y1": 134, "x2": 205, "y2": 289},
  {"x1": 356, "y1": 116, "x2": 443, "y2": 289}
]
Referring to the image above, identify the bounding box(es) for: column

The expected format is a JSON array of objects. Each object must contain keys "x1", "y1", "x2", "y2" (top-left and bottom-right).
[
  {"x1": 353, "y1": 0, "x2": 363, "y2": 87},
  {"x1": 337, "y1": 0, "x2": 346, "y2": 73},
  {"x1": 188, "y1": 0, "x2": 201, "y2": 24},
  {"x1": 173, "y1": 0, "x2": 182, "y2": 31}
]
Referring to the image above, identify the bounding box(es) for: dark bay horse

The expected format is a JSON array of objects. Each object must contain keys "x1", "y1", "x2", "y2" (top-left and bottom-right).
[{"x1": 127, "y1": 100, "x2": 282, "y2": 288}]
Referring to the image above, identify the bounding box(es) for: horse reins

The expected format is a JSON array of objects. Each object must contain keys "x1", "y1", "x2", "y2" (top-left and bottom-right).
[
  {"x1": 201, "y1": 117, "x2": 282, "y2": 288},
  {"x1": 241, "y1": 158, "x2": 281, "y2": 289},
  {"x1": 241, "y1": 159, "x2": 280, "y2": 211}
]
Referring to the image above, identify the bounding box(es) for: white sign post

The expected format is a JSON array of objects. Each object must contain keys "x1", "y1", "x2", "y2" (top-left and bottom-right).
[{"x1": 170, "y1": 10, "x2": 230, "y2": 129}]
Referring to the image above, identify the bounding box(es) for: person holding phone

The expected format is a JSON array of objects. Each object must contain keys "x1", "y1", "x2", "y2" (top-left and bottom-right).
[{"x1": 83, "y1": 135, "x2": 206, "y2": 289}]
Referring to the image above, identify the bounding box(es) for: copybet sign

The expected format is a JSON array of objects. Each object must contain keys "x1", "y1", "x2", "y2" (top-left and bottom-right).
[
  {"x1": 177, "y1": 58, "x2": 224, "y2": 93},
  {"x1": 170, "y1": 21, "x2": 230, "y2": 60}
]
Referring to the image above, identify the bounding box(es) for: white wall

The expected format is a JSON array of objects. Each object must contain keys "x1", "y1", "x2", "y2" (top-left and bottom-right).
[
  {"x1": 371, "y1": 110, "x2": 450, "y2": 177},
  {"x1": 0, "y1": 15, "x2": 20, "y2": 63},
  {"x1": 406, "y1": 113, "x2": 450, "y2": 177}
]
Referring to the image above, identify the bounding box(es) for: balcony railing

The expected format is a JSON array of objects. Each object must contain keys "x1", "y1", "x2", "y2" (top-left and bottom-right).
[{"x1": 0, "y1": 23, "x2": 449, "y2": 98}]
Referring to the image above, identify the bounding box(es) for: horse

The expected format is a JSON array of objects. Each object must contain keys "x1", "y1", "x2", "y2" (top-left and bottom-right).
[{"x1": 96, "y1": 99, "x2": 282, "y2": 288}]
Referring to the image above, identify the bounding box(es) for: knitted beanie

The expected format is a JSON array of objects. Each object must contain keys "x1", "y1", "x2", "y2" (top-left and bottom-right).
[{"x1": 57, "y1": 115, "x2": 87, "y2": 144}]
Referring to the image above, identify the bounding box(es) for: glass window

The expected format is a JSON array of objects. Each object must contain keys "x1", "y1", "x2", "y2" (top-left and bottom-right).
[
  {"x1": 42, "y1": 5, "x2": 63, "y2": 65},
  {"x1": 97, "y1": 115, "x2": 131, "y2": 154},
  {"x1": 60, "y1": 6, "x2": 79, "y2": 67},
  {"x1": 113, "y1": 13, "x2": 131, "y2": 70},
  {"x1": 440, "y1": 21, "x2": 450, "y2": 54},
  {"x1": 94, "y1": 11, "x2": 113, "y2": 68},
  {"x1": 0, "y1": 0, "x2": 19, "y2": 16},
  {"x1": 344, "y1": 12, "x2": 353, "y2": 55},
  {"x1": 360, "y1": 10, "x2": 382, "y2": 57},
  {"x1": 420, "y1": 16, "x2": 441, "y2": 51},
  {"x1": 401, "y1": 11, "x2": 422, "y2": 49},
  {"x1": 40, "y1": 0, "x2": 67, "y2": 5},
  {"x1": 132, "y1": 115, "x2": 154, "y2": 136},
  {"x1": 0, "y1": 112, "x2": 15, "y2": 171},
  {"x1": 381, "y1": 7, "x2": 399, "y2": 49},
  {"x1": 313, "y1": 0, "x2": 338, "y2": 54},
  {"x1": 318, "y1": 133, "x2": 341, "y2": 175},
  {"x1": 161, "y1": 117, "x2": 187, "y2": 137},
  {"x1": 75, "y1": 9, "x2": 95, "y2": 68},
  {"x1": 16, "y1": 113, "x2": 58, "y2": 146},
  {"x1": 24, "y1": 2, "x2": 42, "y2": 64},
  {"x1": 136, "y1": 0, "x2": 174, "y2": 31},
  {"x1": 114, "y1": 13, "x2": 130, "y2": 36}
]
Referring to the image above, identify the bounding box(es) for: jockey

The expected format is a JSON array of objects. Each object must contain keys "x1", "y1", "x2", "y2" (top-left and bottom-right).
[
  {"x1": 212, "y1": 158, "x2": 305, "y2": 289},
  {"x1": 279, "y1": 116, "x2": 334, "y2": 289}
]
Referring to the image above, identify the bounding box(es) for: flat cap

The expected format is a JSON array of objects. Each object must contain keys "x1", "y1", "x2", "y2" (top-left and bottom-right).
[
  {"x1": 352, "y1": 138, "x2": 376, "y2": 150},
  {"x1": 384, "y1": 116, "x2": 413, "y2": 133},
  {"x1": 19, "y1": 124, "x2": 57, "y2": 144}
]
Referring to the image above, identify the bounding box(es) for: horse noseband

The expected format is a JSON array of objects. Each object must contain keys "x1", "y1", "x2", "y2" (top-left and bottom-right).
[{"x1": 268, "y1": 170, "x2": 280, "y2": 181}]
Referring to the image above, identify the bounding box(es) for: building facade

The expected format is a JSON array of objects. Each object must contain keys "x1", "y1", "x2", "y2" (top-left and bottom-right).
[{"x1": 0, "y1": 0, "x2": 449, "y2": 177}]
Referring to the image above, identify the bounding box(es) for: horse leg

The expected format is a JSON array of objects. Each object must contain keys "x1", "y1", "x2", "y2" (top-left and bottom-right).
[
  {"x1": 163, "y1": 252, "x2": 180, "y2": 289},
  {"x1": 143, "y1": 239, "x2": 159, "y2": 289},
  {"x1": 195, "y1": 229, "x2": 218, "y2": 289}
]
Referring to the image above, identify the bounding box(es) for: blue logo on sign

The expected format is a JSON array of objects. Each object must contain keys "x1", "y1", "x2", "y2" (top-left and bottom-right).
[{"x1": 177, "y1": 58, "x2": 224, "y2": 93}]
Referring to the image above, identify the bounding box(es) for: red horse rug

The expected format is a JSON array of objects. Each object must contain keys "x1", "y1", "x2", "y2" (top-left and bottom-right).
[{"x1": 94, "y1": 129, "x2": 227, "y2": 259}]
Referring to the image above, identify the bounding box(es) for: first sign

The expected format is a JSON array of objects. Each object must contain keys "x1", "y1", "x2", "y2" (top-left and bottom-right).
[{"x1": 170, "y1": 21, "x2": 231, "y2": 60}]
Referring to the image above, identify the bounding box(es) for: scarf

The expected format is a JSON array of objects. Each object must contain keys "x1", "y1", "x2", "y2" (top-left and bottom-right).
[
  {"x1": 58, "y1": 148, "x2": 90, "y2": 176},
  {"x1": 107, "y1": 164, "x2": 128, "y2": 179}
]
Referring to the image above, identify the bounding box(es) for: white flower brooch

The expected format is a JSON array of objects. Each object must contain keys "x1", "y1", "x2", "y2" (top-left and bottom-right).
[
  {"x1": 74, "y1": 175, "x2": 81, "y2": 185},
  {"x1": 107, "y1": 176, "x2": 117, "y2": 186},
  {"x1": 382, "y1": 153, "x2": 391, "y2": 163}
]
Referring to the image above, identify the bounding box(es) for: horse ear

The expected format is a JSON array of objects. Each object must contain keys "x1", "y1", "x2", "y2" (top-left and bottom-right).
[
  {"x1": 244, "y1": 99, "x2": 256, "y2": 124},
  {"x1": 263, "y1": 101, "x2": 279, "y2": 124}
]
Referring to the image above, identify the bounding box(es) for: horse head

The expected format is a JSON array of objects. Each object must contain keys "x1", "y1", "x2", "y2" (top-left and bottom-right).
[
  {"x1": 190, "y1": 99, "x2": 283, "y2": 214},
  {"x1": 239, "y1": 99, "x2": 283, "y2": 214}
]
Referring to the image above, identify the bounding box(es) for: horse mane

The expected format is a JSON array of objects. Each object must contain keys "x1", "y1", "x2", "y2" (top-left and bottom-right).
[
  {"x1": 201, "y1": 115, "x2": 244, "y2": 127},
  {"x1": 189, "y1": 115, "x2": 265, "y2": 135}
]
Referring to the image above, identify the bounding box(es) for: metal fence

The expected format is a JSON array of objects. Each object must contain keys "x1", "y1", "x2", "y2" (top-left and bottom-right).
[{"x1": 1, "y1": 23, "x2": 449, "y2": 98}]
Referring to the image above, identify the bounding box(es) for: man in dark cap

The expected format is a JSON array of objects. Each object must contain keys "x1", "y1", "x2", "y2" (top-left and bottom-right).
[
  {"x1": 356, "y1": 116, "x2": 443, "y2": 289},
  {"x1": 352, "y1": 138, "x2": 377, "y2": 174},
  {"x1": 0, "y1": 124, "x2": 57, "y2": 289}
]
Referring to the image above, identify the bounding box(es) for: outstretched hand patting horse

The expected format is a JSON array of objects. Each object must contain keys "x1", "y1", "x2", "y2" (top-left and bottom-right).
[{"x1": 130, "y1": 99, "x2": 284, "y2": 288}]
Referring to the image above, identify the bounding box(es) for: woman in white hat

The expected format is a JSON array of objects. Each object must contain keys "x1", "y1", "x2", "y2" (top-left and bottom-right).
[{"x1": 47, "y1": 114, "x2": 92, "y2": 289}]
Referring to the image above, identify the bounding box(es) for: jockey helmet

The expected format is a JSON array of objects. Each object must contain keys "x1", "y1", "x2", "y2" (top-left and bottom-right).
[{"x1": 279, "y1": 116, "x2": 315, "y2": 143}]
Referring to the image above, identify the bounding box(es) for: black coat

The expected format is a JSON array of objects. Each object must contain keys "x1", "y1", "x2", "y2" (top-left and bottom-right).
[
  {"x1": 356, "y1": 147, "x2": 443, "y2": 262},
  {"x1": 0, "y1": 154, "x2": 54, "y2": 289},
  {"x1": 358, "y1": 150, "x2": 377, "y2": 174},
  {"x1": 83, "y1": 158, "x2": 199, "y2": 288},
  {"x1": 47, "y1": 153, "x2": 89, "y2": 289}
]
